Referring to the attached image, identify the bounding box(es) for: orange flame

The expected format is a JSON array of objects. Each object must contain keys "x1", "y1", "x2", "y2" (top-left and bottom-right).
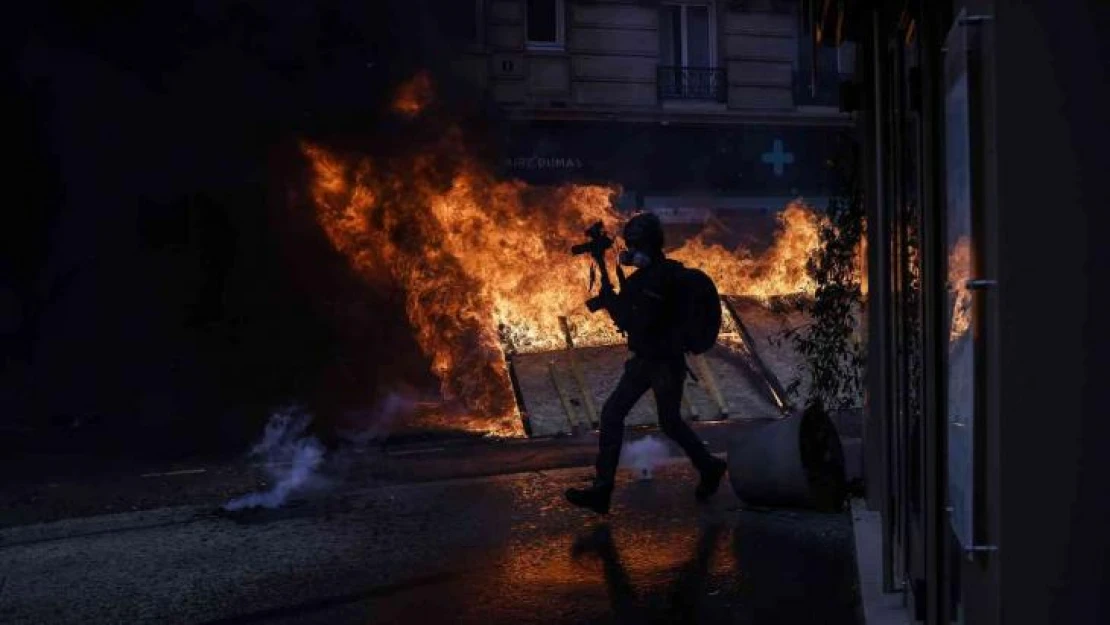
[
  {"x1": 948, "y1": 236, "x2": 972, "y2": 343},
  {"x1": 392, "y1": 72, "x2": 434, "y2": 118},
  {"x1": 304, "y1": 133, "x2": 622, "y2": 436},
  {"x1": 858, "y1": 226, "x2": 869, "y2": 298},
  {"x1": 670, "y1": 203, "x2": 821, "y2": 300}
]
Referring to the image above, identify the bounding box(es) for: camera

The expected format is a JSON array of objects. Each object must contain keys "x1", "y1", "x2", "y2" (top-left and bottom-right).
[{"x1": 571, "y1": 221, "x2": 613, "y2": 257}]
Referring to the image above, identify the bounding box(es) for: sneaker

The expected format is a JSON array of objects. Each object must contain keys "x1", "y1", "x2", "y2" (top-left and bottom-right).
[
  {"x1": 695, "y1": 458, "x2": 727, "y2": 502},
  {"x1": 565, "y1": 484, "x2": 612, "y2": 515}
]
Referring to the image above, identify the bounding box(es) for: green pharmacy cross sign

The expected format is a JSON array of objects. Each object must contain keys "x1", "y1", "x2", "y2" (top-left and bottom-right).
[{"x1": 761, "y1": 139, "x2": 795, "y2": 177}]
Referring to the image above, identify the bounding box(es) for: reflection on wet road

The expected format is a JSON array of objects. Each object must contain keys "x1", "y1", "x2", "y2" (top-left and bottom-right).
[
  {"x1": 0, "y1": 464, "x2": 860, "y2": 625},
  {"x1": 564, "y1": 522, "x2": 727, "y2": 624}
]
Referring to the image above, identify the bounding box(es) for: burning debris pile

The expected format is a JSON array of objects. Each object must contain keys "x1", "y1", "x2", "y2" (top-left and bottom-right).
[
  {"x1": 302, "y1": 74, "x2": 826, "y2": 437},
  {"x1": 670, "y1": 206, "x2": 820, "y2": 301}
]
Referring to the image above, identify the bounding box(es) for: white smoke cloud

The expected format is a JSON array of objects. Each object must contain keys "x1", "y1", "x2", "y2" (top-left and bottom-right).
[
  {"x1": 223, "y1": 393, "x2": 417, "y2": 511},
  {"x1": 621, "y1": 435, "x2": 670, "y2": 481},
  {"x1": 224, "y1": 407, "x2": 326, "y2": 511}
]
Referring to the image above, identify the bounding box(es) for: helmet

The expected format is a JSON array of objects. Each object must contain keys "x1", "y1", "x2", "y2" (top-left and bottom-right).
[{"x1": 622, "y1": 212, "x2": 664, "y2": 253}]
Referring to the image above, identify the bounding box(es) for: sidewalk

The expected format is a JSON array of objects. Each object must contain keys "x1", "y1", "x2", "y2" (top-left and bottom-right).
[{"x1": 852, "y1": 499, "x2": 912, "y2": 625}]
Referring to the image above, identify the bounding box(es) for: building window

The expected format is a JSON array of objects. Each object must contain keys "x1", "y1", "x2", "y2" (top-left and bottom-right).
[
  {"x1": 658, "y1": 2, "x2": 723, "y2": 101},
  {"x1": 527, "y1": 0, "x2": 565, "y2": 50},
  {"x1": 659, "y1": 3, "x2": 715, "y2": 68}
]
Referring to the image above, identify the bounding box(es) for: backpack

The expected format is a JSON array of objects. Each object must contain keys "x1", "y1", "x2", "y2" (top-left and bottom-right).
[{"x1": 669, "y1": 262, "x2": 722, "y2": 355}]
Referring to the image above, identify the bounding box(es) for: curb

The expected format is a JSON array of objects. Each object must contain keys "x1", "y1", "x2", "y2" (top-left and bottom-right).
[{"x1": 851, "y1": 499, "x2": 910, "y2": 625}]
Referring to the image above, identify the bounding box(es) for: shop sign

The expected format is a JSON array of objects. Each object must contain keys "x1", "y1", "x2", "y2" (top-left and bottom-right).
[{"x1": 504, "y1": 156, "x2": 585, "y2": 171}]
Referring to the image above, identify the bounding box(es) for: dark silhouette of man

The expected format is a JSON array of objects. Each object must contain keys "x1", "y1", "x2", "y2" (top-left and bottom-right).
[{"x1": 565, "y1": 212, "x2": 727, "y2": 515}]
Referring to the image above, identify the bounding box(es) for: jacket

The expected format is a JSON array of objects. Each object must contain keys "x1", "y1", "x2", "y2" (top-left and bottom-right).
[{"x1": 601, "y1": 258, "x2": 686, "y2": 360}]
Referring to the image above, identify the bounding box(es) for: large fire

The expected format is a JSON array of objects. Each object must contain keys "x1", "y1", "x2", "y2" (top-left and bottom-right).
[{"x1": 303, "y1": 75, "x2": 826, "y2": 436}]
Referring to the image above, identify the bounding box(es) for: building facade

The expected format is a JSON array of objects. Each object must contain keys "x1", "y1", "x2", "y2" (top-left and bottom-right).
[{"x1": 437, "y1": 0, "x2": 858, "y2": 243}]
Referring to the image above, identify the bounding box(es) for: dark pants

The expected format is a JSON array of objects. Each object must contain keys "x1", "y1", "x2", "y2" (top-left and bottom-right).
[{"x1": 594, "y1": 356, "x2": 717, "y2": 488}]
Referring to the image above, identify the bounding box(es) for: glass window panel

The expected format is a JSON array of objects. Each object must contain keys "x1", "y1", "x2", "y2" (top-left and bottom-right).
[
  {"x1": 687, "y1": 5, "x2": 710, "y2": 67},
  {"x1": 527, "y1": 0, "x2": 557, "y2": 43},
  {"x1": 659, "y1": 6, "x2": 681, "y2": 66}
]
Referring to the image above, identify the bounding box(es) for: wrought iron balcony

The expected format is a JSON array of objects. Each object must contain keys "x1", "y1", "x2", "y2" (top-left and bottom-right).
[{"x1": 657, "y1": 66, "x2": 727, "y2": 102}]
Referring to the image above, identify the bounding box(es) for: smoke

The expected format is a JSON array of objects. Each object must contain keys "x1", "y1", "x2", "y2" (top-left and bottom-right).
[
  {"x1": 621, "y1": 435, "x2": 671, "y2": 481},
  {"x1": 224, "y1": 392, "x2": 416, "y2": 511},
  {"x1": 224, "y1": 407, "x2": 326, "y2": 511},
  {"x1": 337, "y1": 391, "x2": 418, "y2": 449},
  {"x1": 325, "y1": 391, "x2": 418, "y2": 476}
]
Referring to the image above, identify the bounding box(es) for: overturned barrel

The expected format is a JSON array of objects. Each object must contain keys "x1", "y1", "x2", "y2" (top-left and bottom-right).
[{"x1": 727, "y1": 402, "x2": 847, "y2": 511}]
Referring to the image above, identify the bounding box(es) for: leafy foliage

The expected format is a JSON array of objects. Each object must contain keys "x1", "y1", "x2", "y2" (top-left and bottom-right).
[{"x1": 783, "y1": 144, "x2": 867, "y2": 410}]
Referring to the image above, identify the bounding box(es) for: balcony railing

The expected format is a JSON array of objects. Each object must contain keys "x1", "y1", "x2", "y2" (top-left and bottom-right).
[{"x1": 658, "y1": 66, "x2": 727, "y2": 102}]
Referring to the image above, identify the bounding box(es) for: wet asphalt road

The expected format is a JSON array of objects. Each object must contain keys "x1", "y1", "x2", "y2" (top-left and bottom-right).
[
  {"x1": 0, "y1": 420, "x2": 774, "y2": 529},
  {"x1": 0, "y1": 457, "x2": 861, "y2": 625}
]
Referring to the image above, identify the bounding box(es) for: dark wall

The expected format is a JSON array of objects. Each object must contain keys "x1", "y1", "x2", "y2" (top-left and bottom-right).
[
  {"x1": 3, "y1": 1, "x2": 484, "y2": 456},
  {"x1": 501, "y1": 121, "x2": 851, "y2": 197},
  {"x1": 990, "y1": 1, "x2": 1110, "y2": 623}
]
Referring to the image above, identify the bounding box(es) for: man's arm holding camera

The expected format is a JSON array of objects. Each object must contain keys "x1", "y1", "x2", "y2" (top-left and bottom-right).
[{"x1": 571, "y1": 218, "x2": 669, "y2": 336}]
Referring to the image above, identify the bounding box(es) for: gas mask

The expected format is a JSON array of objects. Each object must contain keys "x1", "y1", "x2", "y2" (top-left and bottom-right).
[{"x1": 619, "y1": 248, "x2": 653, "y2": 269}]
